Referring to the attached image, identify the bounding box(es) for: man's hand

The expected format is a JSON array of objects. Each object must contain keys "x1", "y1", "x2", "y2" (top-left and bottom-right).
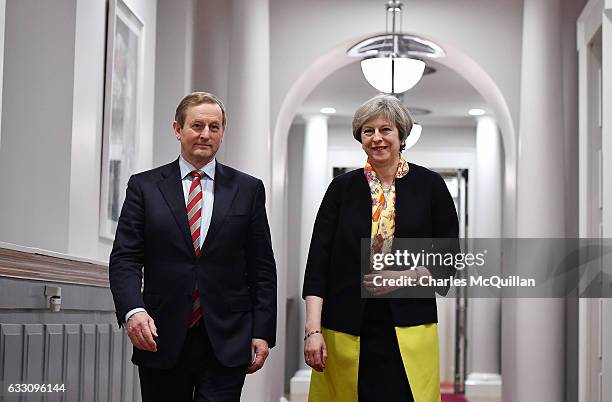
[
  {"x1": 246, "y1": 338, "x2": 269, "y2": 374},
  {"x1": 126, "y1": 311, "x2": 158, "y2": 352}
]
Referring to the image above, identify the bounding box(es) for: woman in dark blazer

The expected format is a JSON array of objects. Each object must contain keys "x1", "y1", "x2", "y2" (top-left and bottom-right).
[{"x1": 302, "y1": 94, "x2": 459, "y2": 402}]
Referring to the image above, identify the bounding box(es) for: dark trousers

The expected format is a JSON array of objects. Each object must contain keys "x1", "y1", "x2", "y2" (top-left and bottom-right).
[
  {"x1": 358, "y1": 300, "x2": 414, "y2": 402},
  {"x1": 138, "y1": 322, "x2": 247, "y2": 402}
]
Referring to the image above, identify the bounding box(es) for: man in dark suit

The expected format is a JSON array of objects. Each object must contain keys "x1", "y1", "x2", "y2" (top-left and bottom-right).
[{"x1": 109, "y1": 92, "x2": 277, "y2": 402}]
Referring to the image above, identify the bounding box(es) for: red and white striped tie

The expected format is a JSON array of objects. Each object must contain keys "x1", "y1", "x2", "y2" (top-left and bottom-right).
[{"x1": 187, "y1": 171, "x2": 203, "y2": 327}]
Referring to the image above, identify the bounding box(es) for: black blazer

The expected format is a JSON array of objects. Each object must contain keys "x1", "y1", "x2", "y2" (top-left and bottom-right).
[
  {"x1": 109, "y1": 159, "x2": 276, "y2": 369},
  {"x1": 302, "y1": 163, "x2": 459, "y2": 335}
]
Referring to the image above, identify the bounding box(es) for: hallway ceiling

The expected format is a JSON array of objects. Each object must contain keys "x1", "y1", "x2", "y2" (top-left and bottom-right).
[{"x1": 298, "y1": 58, "x2": 487, "y2": 127}]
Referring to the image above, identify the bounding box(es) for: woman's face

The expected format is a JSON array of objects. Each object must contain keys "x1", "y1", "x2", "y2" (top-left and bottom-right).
[{"x1": 360, "y1": 114, "x2": 401, "y2": 166}]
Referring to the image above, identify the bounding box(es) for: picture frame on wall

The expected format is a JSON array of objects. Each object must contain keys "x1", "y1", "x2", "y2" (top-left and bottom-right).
[{"x1": 99, "y1": 0, "x2": 144, "y2": 240}]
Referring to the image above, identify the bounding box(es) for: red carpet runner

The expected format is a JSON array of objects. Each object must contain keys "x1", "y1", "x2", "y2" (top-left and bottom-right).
[{"x1": 441, "y1": 394, "x2": 468, "y2": 402}]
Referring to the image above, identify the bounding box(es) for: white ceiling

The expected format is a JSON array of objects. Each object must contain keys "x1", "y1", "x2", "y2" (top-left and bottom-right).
[{"x1": 297, "y1": 58, "x2": 488, "y2": 128}]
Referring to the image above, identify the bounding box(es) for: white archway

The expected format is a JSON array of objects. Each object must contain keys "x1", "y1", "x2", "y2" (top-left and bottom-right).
[{"x1": 271, "y1": 32, "x2": 517, "y2": 247}]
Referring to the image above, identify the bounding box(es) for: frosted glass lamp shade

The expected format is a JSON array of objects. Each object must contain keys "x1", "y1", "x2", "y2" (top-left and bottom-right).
[
  {"x1": 360, "y1": 57, "x2": 426, "y2": 94},
  {"x1": 404, "y1": 123, "x2": 422, "y2": 149}
]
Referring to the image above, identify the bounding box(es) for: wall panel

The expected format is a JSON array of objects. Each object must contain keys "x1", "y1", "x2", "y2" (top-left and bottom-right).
[
  {"x1": 63, "y1": 324, "x2": 80, "y2": 402},
  {"x1": 0, "y1": 324, "x2": 22, "y2": 394},
  {"x1": 80, "y1": 324, "x2": 96, "y2": 401},
  {"x1": 109, "y1": 327, "x2": 123, "y2": 402},
  {"x1": 45, "y1": 324, "x2": 64, "y2": 402},
  {"x1": 95, "y1": 324, "x2": 110, "y2": 402},
  {"x1": 23, "y1": 324, "x2": 44, "y2": 402}
]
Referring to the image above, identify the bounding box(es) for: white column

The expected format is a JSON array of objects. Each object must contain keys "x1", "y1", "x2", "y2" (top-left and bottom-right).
[
  {"x1": 299, "y1": 114, "x2": 330, "y2": 364},
  {"x1": 474, "y1": 117, "x2": 502, "y2": 239},
  {"x1": 503, "y1": 0, "x2": 566, "y2": 401},
  {"x1": 223, "y1": 0, "x2": 271, "y2": 186},
  {"x1": 290, "y1": 114, "x2": 329, "y2": 402},
  {"x1": 466, "y1": 116, "x2": 502, "y2": 399},
  {"x1": 221, "y1": 2, "x2": 275, "y2": 401}
]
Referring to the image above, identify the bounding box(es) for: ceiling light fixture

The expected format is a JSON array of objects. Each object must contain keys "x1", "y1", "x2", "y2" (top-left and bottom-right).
[
  {"x1": 468, "y1": 108, "x2": 485, "y2": 116},
  {"x1": 359, "y1": 1, "x2": 425, "y2": 94},
  {"x1": 405, "y1": 123, "x2": 422, "y2": 149},
  {"x1": 320, "y1": 107, "x2": 337, "y2": 114}
]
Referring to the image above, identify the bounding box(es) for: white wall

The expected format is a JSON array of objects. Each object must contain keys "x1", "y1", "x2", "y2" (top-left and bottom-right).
[
  {"x1": 0, "y1": 0, "x2": 5, "y2": 149},
  {"x1": 192, "y1": 0, "x2": 231, "y2": 163},
  {"x1": 0, "y1": 0, "x2": 77, "y2": 252},
  {"x1": 66, "y1": 0, "x2": 109, "y2": 259},
  {"x1": 153, "y1": 0, "x2": 194, "y2": 166},
  {"x1": 122, "y1": 0, "x2": 157, "y2": 175},
  {"x1": 192, "y1": 0, "x2": 231, "y2": 101}
]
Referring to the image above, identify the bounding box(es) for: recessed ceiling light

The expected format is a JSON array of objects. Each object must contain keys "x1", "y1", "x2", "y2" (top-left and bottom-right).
[
  {"x1": 320, "y1": 107, "x2": 336, "y2": 114},
  {"x1": 468, "y1": 108, "x2": 485, "y2": 116}
]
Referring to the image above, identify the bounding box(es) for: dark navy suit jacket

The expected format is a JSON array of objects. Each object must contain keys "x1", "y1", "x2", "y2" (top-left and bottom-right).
[{"x1": 109, "y1": 159, "x2": 277, "y2": 369}]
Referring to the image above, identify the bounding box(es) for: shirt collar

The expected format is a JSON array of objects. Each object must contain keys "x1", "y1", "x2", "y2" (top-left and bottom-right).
[{"x1": 179, "y1": 156, "x2": 216, "y2": 181}]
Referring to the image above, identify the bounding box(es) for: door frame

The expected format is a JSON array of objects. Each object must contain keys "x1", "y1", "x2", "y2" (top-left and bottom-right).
[{"x1": 577, "y1": 1, "x2": 612, "y2": 401}]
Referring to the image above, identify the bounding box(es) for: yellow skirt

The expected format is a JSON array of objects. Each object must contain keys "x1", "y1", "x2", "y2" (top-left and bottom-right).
[{"x1": 308, "y1": 324, "x2": 441, "y2": 402}]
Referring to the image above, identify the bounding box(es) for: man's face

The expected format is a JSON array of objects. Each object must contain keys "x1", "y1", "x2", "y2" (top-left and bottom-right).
[{"x1": 173, "y1": 103, "x2": 224, "y2": 168}]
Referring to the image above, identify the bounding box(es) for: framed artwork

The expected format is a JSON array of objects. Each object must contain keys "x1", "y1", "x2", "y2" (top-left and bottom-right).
[{"x1": 100, "y1": 0, "x2": 144, "y2": 239}]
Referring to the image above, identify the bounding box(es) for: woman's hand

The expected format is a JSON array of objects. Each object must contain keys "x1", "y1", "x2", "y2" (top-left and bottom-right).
[
  {"x1": 363, "y1": 269, "x2": 417, "y2": 296},
  {"x1": 304, "y1": 331, "x2": 327, "y2": 372}
]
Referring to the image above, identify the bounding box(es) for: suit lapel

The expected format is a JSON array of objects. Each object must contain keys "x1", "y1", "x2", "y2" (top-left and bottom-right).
[
  {"x1": 202, "y1": 162, "x2": 238, "y2": 252},
  {"x1": 157, "y1": 159, "x2": 194, "y2": 254}
]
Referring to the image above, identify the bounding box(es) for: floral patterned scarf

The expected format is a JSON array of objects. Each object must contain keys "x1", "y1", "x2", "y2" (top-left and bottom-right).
[{"x1": 364, "y1": 154, "x2": 410, "y2": 261}]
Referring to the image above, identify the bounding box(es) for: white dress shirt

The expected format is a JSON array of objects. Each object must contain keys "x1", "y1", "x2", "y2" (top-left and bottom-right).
[{"x1": 125, "y1": 156, "x2": 216, "y2": 323}]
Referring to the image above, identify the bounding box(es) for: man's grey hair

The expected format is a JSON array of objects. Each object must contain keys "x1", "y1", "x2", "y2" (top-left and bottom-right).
[
  {"x1": 352, "y1": 94, "x2": 414, "y2": 151},
  {"x1": 175, "y1": 91, "x2": 227, "y2": 128}
]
